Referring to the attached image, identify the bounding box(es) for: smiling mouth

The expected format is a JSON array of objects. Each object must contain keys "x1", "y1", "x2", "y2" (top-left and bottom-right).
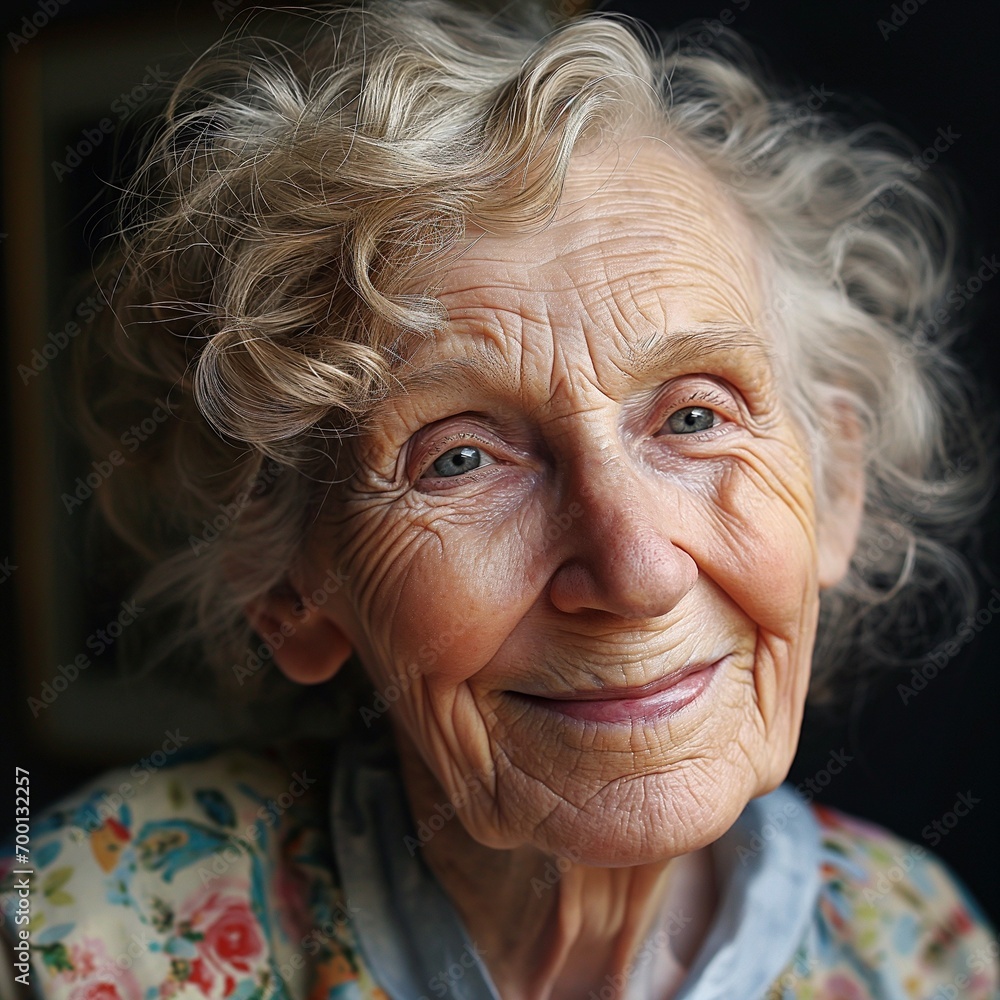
[{"x1": 510, "y1": 658, "x2": 726, "y2": 724}]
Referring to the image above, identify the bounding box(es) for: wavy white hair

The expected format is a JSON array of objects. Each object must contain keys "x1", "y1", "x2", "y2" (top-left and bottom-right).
[{"x1": 78, "y1": 0, "x2": 989, "y2": 708}]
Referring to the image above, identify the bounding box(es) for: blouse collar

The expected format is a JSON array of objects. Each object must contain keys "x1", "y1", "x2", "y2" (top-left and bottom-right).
[{"x1": 331, "y1": 724, "x2": 820, "y2": 1000}]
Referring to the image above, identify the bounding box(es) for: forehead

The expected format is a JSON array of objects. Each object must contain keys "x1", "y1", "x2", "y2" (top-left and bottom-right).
[
  {"x1": 429, "y1": 140, "x2": 765, "y2": 347},
  {"x1": 379, "y1": 140, "x2": 778, "y2": 420}
]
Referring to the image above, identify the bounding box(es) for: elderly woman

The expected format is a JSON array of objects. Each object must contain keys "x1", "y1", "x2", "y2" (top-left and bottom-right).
[{"x1": 1, "y1": 1, "x2": 997, "y2": 998}]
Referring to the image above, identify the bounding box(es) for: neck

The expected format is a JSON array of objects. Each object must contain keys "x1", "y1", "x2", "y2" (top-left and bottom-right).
[{"x1": 396, "y1": 740, "x2": 719, "y2": 1000}]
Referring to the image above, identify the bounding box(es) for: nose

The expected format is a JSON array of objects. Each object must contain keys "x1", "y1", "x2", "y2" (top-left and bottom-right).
[{"x1": 547, "y1": 457, "x2": 698, "y2": 619}]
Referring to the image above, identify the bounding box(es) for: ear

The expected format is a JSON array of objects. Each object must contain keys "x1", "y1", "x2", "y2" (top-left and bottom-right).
[
  {"x1": 816, "y1": 399, "x2": 866, "y2": 590},
  {"x1": 244, "y1": 584, "x2": 352, "y2": 685}
]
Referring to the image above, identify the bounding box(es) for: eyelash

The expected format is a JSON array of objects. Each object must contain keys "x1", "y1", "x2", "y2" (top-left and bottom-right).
[
  {"x1": 415, "y1": 383, "x2": 737, "y2": 482},
  {"x1": 416, "y1": 431, "x2": 500, "y2": 481},
  {"x1": 660, "y1": 387, "x2": 733, "y2": 429},
  {"x1": 677, "y1": 387, "x2": 731, "y2": 410}
]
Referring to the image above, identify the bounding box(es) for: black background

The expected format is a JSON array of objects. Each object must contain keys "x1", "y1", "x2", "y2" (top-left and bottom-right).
[{"x1": 1, "y1": 0, "x2": 997, "y2": 927}]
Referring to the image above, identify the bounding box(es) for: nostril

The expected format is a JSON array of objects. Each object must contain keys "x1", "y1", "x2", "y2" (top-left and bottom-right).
[{"x1": 548, "y1": 531, "x2": 698, "y2": 619}]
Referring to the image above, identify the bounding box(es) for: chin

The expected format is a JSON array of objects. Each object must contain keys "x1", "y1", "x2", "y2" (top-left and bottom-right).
[{"x1": 492, "y1": 767, "x2": 762, "y2": 866}]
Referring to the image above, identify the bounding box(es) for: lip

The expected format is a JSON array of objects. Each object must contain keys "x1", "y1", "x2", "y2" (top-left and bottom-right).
[{"x1": 511, "y1": 658, "x2": 725, "y2": 724}]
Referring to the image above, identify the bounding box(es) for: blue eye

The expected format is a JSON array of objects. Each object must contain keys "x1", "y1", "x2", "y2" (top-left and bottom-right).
[
  {"x1": 431, "y1": 445, "x2": 489, "y2": 477},
  {"x1": 666, "y1": 406, "x2": 717, "y2": 434}
]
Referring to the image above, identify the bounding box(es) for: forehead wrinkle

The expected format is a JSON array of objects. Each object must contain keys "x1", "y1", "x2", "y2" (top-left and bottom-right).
[{"x1": 391, "y1": 324, "x2": 771, "y2": 416}]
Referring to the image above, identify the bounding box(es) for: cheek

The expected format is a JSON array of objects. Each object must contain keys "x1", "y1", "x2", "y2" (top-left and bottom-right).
[
  {"x1": 704, "y1": 445, "x2": 820, "y2": 642},
  {"x1": 339, "y1": 500, "x2": 547, "y2": 691},
  {"x1": 688, "y1": 445, "x2": 820, "y2": 749}
]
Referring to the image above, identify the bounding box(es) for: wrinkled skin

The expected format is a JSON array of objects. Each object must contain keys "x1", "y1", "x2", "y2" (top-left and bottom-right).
[{"x1": 259, "y1": 138, "x2": 862, "y2": 996}]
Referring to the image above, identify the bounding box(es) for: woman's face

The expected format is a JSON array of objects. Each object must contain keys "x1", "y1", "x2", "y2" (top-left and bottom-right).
[{"x1": 299, "y1": 141, "x2": 856, "y2": 864}]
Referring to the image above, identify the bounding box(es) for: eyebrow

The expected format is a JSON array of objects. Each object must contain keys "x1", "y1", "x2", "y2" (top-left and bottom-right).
[
  {"x1": 621, "y1": 324, "x2": 770, "y2": 378},
  {"x1": 391, "y1": 323, "x2": 770, "y2": 399},
  {"x1": 393, "y1": 341, "x2": 520, "y2": 396}
]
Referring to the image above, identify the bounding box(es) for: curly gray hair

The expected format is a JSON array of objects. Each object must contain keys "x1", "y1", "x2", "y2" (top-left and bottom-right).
[{"x1": 78, "y1": 0, "x2": 988, "y2": 705}]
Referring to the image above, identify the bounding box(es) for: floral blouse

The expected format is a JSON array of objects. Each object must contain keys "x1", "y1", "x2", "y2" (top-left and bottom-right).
[{"x1": 1, "y1": 739, "x2": 997, "y2": 1000}]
